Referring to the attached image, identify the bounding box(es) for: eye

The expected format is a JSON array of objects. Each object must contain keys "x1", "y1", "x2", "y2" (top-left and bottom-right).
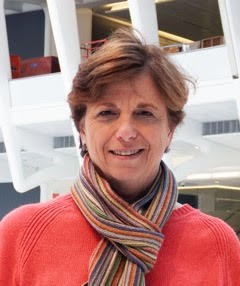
[
  {"x1": 97, "y1": 110, "x2": 118, "y2": 119},
  {"x1": 135, "y1": 110, "x2": 154, "y2": 117}
]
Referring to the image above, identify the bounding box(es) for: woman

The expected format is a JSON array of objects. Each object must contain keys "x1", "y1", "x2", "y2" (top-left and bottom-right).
[{"x1": 0, "y1": 28, "x2": 239, "y2": 285}]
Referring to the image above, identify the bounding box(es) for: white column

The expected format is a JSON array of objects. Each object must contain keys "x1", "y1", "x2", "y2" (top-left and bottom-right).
[
  {"x1": 46, "y1": 0, "x2": 81, "y2": 93},
  {"x1": 0, "y1": 0, "x2": 11, "y2": 80},
  {"x1": 0, "y1": 0, "x2": 23, "y2": 191},
  {"x1": 128, "y1": 0, "x2": 159, "y2": 45},
  {"x1": 46, "y1": 0, "x2": 82, "y2": 164},
  {"x1": 76, "y1": 8, "x2": 92, "y2": 60},
  {"x1": 42, "y1": 3, "x2": 52, "y2": 56},
  {"x1": 0, "y1": 1, "x2": 79, "y2": 193},
  {"x1": 218, "y1": 0, "x2": 240, "y2": 78},
  {"x1": 40, "y1": 183, "x2": 50, "y2": 202}
]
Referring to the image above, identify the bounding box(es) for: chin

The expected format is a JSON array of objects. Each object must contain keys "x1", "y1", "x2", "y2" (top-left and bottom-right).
[{"x1": 107, "y1": 170, "x2": 134, "y2": 181}]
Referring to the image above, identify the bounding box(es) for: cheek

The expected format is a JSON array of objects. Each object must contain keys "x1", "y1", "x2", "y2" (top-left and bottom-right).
[
  {"x1": 81, "y1": 118, "x2": 96, "y2": 145},
  {"x1": 85, "y1": 127, "x2": 106, "y2": 154},
  {"x1": 150, "y1": 128, "x2": 171, "y2": 150}
]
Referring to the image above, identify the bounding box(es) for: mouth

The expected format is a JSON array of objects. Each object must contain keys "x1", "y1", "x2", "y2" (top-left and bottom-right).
[{"x1": 110, "y1": 149, "x2": 144, "y2": 156}]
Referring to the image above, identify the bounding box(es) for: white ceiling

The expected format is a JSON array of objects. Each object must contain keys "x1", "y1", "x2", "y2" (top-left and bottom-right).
[
  {"x1": 19, "y1": 120, "x2": 73, "y2": 137},
  {"x1": 185, "y1": 100, "x2": 239, "y2": 122}
]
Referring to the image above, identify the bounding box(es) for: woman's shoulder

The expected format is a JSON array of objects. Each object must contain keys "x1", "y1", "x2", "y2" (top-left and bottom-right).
[
  {"x1": 153, "y1": 205, "x2": 240, "y2": 284},
  {"x1": 1, "y1": 193, "x2": 72, "y2": 221},
  {"x1": 0, "y1": 193, "x2": 80, "y2": 237},
  {"x1": 0, "y1": 193, "x2": 99, "y2": 283},
  {"x1": 170, "y1": 204, "x2": 236, "y2": 230},
  {"x1": 167, "y1": 204, "x2": 240, "y2": 250}
]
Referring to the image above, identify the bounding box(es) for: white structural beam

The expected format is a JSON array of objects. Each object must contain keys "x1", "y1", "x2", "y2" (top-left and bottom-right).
[
  {"x1": 46, "y1": 0, "x2": 82, "y2": 164},
  {"x1": 42, "y1": 2, "x2": 52, "y2": 56},
  {"x1": 0, "y1": 0, "x2": 78, "y2": 192},
  {"x1": 173, "y1": 135, "x2": 240, "y2": 182},
  {"x1": 46, "y1": 0, "x2": 81, "y2": 93},
  {"x1": 0, "y1": 1, "x2": 11, "y2": 79},
  {"x1": 218, "y1": 0, "x2": 240, "y2": 78},
  {"x1": 172, "y1": 116, "x2": 240, "y2": 181},
  {"x1": 174, "y1": 152, "x2": 228, "y2": 183},
  {"x1": 19, "y1": 128, "x2": 55, "y2": 158},
  {"x1": 128, "y1": 0, "x2": 159, "y2": 45},
  {"x1": 0, "y1": 0, "x2": 25, "y2": 191}
]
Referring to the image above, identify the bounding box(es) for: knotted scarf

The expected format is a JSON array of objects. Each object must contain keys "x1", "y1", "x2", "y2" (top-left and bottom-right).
[{"x1": 71, "y1": 154, "x2": 178, "y2": 286}]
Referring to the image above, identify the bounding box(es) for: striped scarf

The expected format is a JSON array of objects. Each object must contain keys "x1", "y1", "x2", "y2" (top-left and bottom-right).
[{"x1": 71, "y1": 155, "x2": 178, "y2": 286}]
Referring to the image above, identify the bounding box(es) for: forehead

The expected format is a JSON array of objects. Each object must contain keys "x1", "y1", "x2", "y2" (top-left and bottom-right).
[{"x1": 96, "y1": 73, "x2": 164, "y2": 106}]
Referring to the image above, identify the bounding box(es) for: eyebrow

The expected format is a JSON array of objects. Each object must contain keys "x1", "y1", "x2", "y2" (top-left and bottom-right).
[
  {"x1": 96, "y1": 102, "x2": 159, "y2": 110},
  {"x1": 136, "y1": 103, "x2": 159, "y2": 110},
  {"x1": 97, "y1": 102, "x2": 116, "y2": 107}
]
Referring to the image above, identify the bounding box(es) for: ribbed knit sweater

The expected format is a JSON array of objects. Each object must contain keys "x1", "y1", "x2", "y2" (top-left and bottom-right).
[{"x1": 0, "y1": 194, "x2": 239, "y2": 285}]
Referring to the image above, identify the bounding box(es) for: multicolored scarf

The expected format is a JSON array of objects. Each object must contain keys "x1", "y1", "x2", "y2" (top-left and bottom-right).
[{"x1": 71, "y1": 155, "x2": 178, "y2": 285}]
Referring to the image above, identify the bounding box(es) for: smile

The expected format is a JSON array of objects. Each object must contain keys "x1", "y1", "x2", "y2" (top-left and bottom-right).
[{"x1": 110, "y1": 149, "x2": 143, "y2": 156}]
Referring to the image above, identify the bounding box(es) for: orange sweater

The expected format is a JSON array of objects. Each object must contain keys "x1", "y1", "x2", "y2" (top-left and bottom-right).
[{"x1": 0, "y1": 194, "x2": 239, "y2": 285}]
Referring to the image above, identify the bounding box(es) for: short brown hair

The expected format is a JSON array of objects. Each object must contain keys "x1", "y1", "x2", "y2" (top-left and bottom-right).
[{"x1": 68, "y1": 28, "x2": 193, "y2": 132}]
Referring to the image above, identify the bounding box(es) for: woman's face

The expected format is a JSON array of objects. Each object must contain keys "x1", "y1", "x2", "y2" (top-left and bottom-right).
[{"x1": 80, "y1": 72, "x2": 174, "y2": 201}]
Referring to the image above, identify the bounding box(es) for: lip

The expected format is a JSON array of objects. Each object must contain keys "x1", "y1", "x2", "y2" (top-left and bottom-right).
[{"x1": 109, "y1": 149, "x2": 144, "y2": 157}]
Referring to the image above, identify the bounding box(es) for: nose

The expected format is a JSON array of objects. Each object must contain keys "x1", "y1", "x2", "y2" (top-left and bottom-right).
[{"x1": 115, "y1": 117, "x2": 138, "y2": 142}]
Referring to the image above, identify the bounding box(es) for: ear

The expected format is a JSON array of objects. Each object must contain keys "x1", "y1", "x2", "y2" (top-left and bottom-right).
[
  {"x1": 167, "y1": 128, "x2": 175, "y2": 146},
  {"x1": 164, "y1": 129, "x2": 175, "y2": 154},
  {"x1": 79, "y1": 118, "x2": 86, "y2": 145}
]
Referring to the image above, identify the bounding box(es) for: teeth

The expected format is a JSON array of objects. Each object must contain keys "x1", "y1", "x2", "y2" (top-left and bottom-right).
[{"x1": 112, "y1": 149, "x2": 141, "y2": 156}]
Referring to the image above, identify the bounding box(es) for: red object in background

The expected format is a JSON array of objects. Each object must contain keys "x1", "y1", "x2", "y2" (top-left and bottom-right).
[
  {"x1": 81, "y1": 39, "x2": 106, "y2": 59},
  {"x1": 21, "y1": 56, "x2": 60, "y2": 77},
  {"x1": 200, "y1": 35, "x2": 224, "y2": 48},
  {"x1": 10, "y1": 55, "x2": 21, "y2": 78},
  {"x1": 52, "y1": 193, "x2": 60, "y2": 199}
]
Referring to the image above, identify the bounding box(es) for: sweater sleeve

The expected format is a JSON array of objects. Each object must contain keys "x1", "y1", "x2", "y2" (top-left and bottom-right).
[
  {"x1": 0, "y1": 205, "x2": 38, "y2": 285},
  {"x1": 200, "y1": 215, "x2": 240, "y2": 285},
  {"x1": 221, "y1": 224, "x2": 240, "y2": 285}
]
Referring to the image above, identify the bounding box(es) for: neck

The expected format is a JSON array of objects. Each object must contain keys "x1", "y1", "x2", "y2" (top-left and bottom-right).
[{"x1": 108, "y1": 178, "x2": 151, "y2": 203}]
